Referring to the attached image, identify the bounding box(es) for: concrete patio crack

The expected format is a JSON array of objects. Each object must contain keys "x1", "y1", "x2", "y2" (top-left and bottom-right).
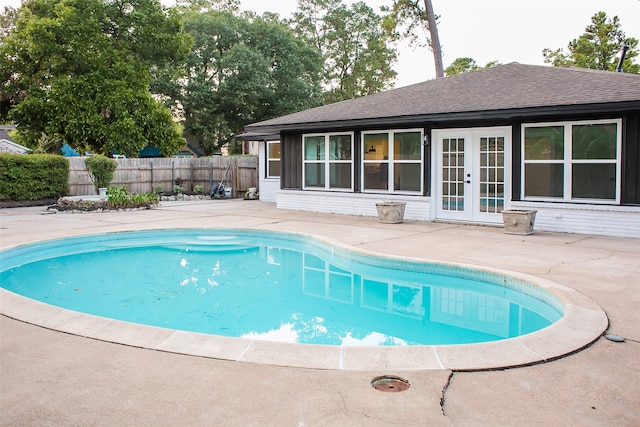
[
  {"x1": 336, "y1": 388, "x2": 415, "y2": 425},
  {"x1": 543, "y1": 250, "x2": 616, "y2": 276},
  {"x1": 439, "y1": 371, "x2": 454, "y2": 417}
]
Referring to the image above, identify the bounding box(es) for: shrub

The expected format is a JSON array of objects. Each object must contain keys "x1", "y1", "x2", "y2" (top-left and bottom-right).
[
  {"x1": 107, "y1": 186, "x2": 159, "y2": 209},
  {"x1": 106, "y1": 185, "x2": 129, "y2": 208},
  {"x1": 0, "y1": 154, "x2": 69, "y2": 201},
  {"x1": 85, "y1": 155, "x2": 118, "y2": 193}
]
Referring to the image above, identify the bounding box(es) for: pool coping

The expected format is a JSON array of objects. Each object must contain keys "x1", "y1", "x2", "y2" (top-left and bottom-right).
[{"x1": 0, "y1": 228, "x2": 609, "y2": 371}]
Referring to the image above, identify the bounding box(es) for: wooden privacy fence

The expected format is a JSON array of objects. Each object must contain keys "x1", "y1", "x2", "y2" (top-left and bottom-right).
[{"x1": 68, "y1": 156, "x2": 258, "y2": 197}]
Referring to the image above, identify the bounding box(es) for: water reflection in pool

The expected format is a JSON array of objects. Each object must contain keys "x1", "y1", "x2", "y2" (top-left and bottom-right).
[{"x1": 0, "y1": 230, "x2": 563, "y2": 346}]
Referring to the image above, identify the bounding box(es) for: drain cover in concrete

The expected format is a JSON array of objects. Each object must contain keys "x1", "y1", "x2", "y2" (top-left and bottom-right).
[{"x1": 371, "y1": 375, "x2": 410, "y2": 392}]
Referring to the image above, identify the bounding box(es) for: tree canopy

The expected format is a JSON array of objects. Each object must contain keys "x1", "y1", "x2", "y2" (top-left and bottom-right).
[
  {"x1": 291, "y1": 0, "x2": 397, "y2": 103},
  {"x1": 543, "y1": 11, "x2": 638, "y2": 73},
  {"x1": 163, "y1": 8, "x2": 323, "y2": 155},
  {"x1": 382, "y1": 0, "x2": 443, "y2": 78},
  {"x1": 444, "y1": 57, "x2": 501, "y2": 76},
  {"x1": 1, "y1": 0, "x2": 192, "y2": 157}
]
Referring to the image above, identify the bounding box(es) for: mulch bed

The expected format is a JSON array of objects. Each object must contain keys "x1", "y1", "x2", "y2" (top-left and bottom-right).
[
  {"x1": 0, "y1": 199, "x2": 57, "y2": 209},
  {"x1": 1, "y1": 198, "x2": 115, "y2": 212}
]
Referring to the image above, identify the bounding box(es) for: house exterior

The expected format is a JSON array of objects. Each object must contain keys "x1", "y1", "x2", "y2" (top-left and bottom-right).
[
  {"x1": 0, "y1": 128, "x2": 29, "y2": 154},
  {"x1": 242, "y1": 63, "x2": 640, "y2": 238}
]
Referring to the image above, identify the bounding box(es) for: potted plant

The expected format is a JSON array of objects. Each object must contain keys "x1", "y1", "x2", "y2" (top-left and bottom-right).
[
  {"x1": 501, "y1": 209, "x2": 537, "y2": 235},
  {"x1": 245, "y1": 187, "x2": 258, "y2": 200},
  {"x1": 85, "y1": 155, "x2": 118, "y2": 196},
  {"x1": 375, "y1": 201, "x2": 406, "y2": 224}
]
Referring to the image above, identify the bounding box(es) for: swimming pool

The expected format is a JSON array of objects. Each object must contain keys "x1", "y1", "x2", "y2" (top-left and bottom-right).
[
  {"x1": 1, "y1": 229, "x2": 563, "y2": 347},
  {"x1": 0, "y1": 224, "x2": 610, "y2": 370}
]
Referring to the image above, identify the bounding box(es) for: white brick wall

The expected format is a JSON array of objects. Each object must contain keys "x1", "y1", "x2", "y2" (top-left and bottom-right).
[
  {"x1": 257, "y1": 141, "x2": 279, "y2": 203},
  {"x1": 258, "y1": 178, "x2": 280, "y2": 203},
  {"x1": 276, "y1": 190, "x2": 431, "y2": 221},
  {"x1": 510, "y1": 202, "x2": 640, "y2": 238},
  {"x1": 274, "y1": 190, "x2": 640, "y2": 238}
]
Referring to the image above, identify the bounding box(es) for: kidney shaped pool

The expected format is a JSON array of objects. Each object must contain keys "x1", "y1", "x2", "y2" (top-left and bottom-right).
[{"x1": 1, "y1": 228, "x2": 564, "y2": 347}]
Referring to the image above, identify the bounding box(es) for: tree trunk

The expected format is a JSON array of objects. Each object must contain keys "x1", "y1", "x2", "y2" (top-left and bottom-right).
[{"x1": 423, "y1": 0, "x2": 444, "y2": 78}]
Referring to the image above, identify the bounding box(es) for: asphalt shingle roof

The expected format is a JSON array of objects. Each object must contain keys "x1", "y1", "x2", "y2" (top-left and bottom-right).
[
  {"x1": 0, "y1": 130, "x2": 14, "y2": 141},
  {"x1": 246, "y1": 63, "x2": 640, "y2": 131}
]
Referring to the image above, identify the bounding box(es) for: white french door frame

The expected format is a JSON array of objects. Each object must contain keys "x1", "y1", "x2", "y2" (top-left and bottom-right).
[{"x1": 431, "y1": 127, "x2": 512, "y2": 224}]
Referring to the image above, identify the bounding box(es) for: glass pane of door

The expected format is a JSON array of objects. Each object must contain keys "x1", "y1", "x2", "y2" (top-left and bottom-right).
[
  {"x1": 479, "y1": 137, "x2": 505, "y2": 213},
  {"x1": 441, "y1": 138, "x2": 465, "y2": 211}
]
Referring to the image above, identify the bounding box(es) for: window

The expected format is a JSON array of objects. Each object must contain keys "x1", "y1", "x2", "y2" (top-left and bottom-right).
[
  {"x1": 362, "y1": 130, "x2": 423, "y2": 193},
  {"x1": 522, "y1": 120, "x2": 620, "y2": 202},
  {"x1": 303, "y1": 133, "x2": 353, "y2": 190},
  {"x1": 266, "y1": 141, "x2": 280, "y2": 178}
]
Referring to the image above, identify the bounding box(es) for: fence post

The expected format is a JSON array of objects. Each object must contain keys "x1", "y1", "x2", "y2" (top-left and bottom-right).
[
  {"x1": 190, "y1": 163, "x2": 194, "y2": 192},
  {"x1": 209, "y1": 159, "x2": 213, "y2": 193},
  {"x1": 234, "y1": 158, "x2": 239, "y2": 197}
]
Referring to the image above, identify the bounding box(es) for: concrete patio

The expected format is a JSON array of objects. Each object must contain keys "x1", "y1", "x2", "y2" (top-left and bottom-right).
[{"x1": 1, "y1": 199, "x2": 639, "y2": 425}]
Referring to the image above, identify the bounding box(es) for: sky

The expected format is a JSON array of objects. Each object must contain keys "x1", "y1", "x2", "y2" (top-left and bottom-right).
[{"x1": 2, "y1": 0, "x2": 639, "y2": 88}]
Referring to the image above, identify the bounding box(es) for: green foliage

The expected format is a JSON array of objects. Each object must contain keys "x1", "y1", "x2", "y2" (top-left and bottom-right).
[
  {"x1": 84, "y1": 155, "x2": 117, "y2": 192},
  {"x1": 1, "y1": 0, "x2": 192, "y2": 156},
  {"x1": 381, "y1": 0, "x2": 443, "y2": 78},
  {"x1": 162, "y1": 9, "x2": 323, "y2": 154},
  {"x1": 444, "y1": 58, "x2": 502, "y2": 76},
  {"x1": 292, "y1": 0, "x2": 397, "y2": 103},
  {"x1": 175, "y1": 0, "x2": 239, "y2": 13},
  {"x1": 0, "y1": 153, "x2": 69, "y2": 201},
  {"x1": 445, "y1": 57, "x2": 479, "y2": 76},
  {"x1": 542, "y1": 11, "x2": 639, "y2": 73},
  {"x1": 382, "y1": 0, "x2": 431, "y2": 48},
  {"x1": 107, "y1": 185, "x2": 159, "y2": 209}
]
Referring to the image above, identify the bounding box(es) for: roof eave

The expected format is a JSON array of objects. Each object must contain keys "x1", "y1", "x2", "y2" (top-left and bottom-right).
[
  {"x1": 245, "y1": 100, "x2": 640, "y2": 133},
  {"x1": 235, "y1": 130, "x2": 281, "y2": 142}
]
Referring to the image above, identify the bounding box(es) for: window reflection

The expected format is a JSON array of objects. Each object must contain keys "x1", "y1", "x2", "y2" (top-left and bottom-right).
[
  {"x1": 295, "y1": 252, "x2": 557, "y2": 343},
  {"x1": 164, "y1": 240, "x2": 561, "y2": 346}
]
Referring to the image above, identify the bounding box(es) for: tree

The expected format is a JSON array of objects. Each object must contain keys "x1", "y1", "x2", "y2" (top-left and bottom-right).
[
  {"x1": 168, "y1": 9, "x2": 323, "y2": 155},
  {"x1": 175, "y1": 0, "x2": 239, "y2": 13},
  {"x1": 0, "y1": 6, "x2": 16, "y2": 39},
  {"x1": 543, "y1": 11, "x2": 639, "y2": 73},
  {"x1": 382, "y1": 0, "x2": 443, "y2": 78},
  {"x1": 444, "y1": 57, "x2": 501, "y2": 76},
  {"x1": 0, "y1": 0, "x2": 192, "y2": 157},
  {"x1": 85, "y1": 155, "x2": 118, "y2": 193},
  {"x1": 291, "y1": 0, "x2": 397, "y2": 103},
  {"x1": 0, "y1": 6, "x2": 19, "y2": 120}
]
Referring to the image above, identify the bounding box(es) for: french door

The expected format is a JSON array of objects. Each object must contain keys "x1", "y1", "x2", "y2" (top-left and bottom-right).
[{"x1": 433, "y1": 128, "x2": 510, "y2": 223}]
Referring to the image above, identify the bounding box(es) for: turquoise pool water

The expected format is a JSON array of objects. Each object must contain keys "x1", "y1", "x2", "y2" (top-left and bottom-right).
[{"x1": 0, "y1": 229, "x2": 563, "y2": 346}]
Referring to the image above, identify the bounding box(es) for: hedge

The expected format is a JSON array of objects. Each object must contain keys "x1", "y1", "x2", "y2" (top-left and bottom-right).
[{"x1": 0, "y1": 154, "x2": 69, "y2": 201}]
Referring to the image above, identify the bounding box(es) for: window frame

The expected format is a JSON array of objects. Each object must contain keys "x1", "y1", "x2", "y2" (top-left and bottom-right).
[
  {"x1": 361, "y1": 128, "x2": 424, "y2": 195},
  {"x1": 266, "y1": 140, "x2": 281, "y2": 178},
  {"x1": 302, "y1": 132, "x2": 354, "y2": 191},
  {"x1": 521, "y1": 119, "x2": 622, "y2": 204}
]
